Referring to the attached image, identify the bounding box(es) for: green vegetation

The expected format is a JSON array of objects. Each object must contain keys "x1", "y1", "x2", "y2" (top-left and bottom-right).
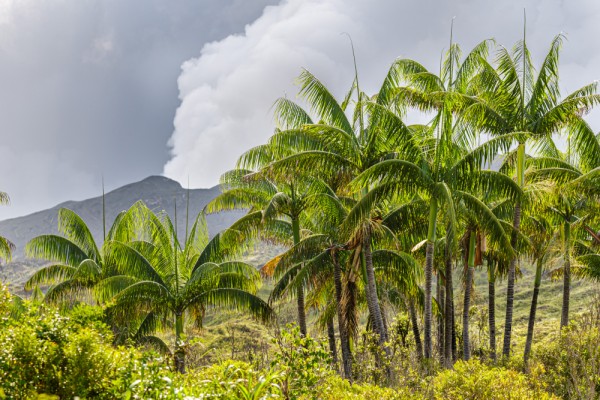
[{"x1": 1, "y1": 28, "x2": 600, "y2": 399}]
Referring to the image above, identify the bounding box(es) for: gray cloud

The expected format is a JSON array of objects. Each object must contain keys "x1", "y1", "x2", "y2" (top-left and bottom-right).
[
  {"x1": 164, "y1": 0, "x2": 600, "y2": 188},
  {"x1": 1, "y1": 0, "x2": 599, "y2": 220},
  {"x1": 0, "y1": 0, "x2": 276, "y2": 219}
]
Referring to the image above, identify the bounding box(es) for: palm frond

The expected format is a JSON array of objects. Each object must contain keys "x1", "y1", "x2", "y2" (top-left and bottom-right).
[
  {"x1": 0, "y1": 236, "x2": 13, "y2": 262},
  {"x1": 24, "y1": 264, "x2": 77, "y2": 290},
  {"x1": 272, "y1": 97, "x2": 313, "y2": 129},
  {"x1": 58, "y1": 208, "x2": 100, "y2": 262},
  {"x1": 104, "y1": 240, "x2": 167, "y2": 287},
  {"x1": 26, "y1": 235, "x2": 88, "y2": 266},
  {"x1": 195, "y1": 288, "x2": 274, "y2": 324},
  {"x1": 297, "y1": 69, "x2": 353, "y2": 135}
]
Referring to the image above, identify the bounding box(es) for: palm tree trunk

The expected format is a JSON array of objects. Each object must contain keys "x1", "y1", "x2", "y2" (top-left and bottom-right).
[
  {"x1": 488, "y1": 264, "x2": 497, "y2": 363},
  {"x1": 502, "y1": 200, "x2": 521, "y2": 358},
  {"x1": 462, "y1": 231, "x2": 476, "y2": 361},
  {"x1": 444, "y1": 249, "x2": 454, "y2": 368},
  {"x1": 291, "y1": 217, "x2": 307, "y2": 336},
  {"x1": 437, "y1": 272, "x2": 445, "y2": 363},
  {"x1": 451, "y1": 296, "x2": 457, "y2": 362},
  {"x1": 524, "y1": 258, "x2": 542, "y2": 366},
  {"x1": 297, "y1": 286, "x2": 307, "y2": 336},
  {"x1": 424, "y1": 199, "x2": 438, "y2": 359},
  {"x1": 327, "y1": 317, "x2": 339, "y2": 367},
  {"x1": 503, "y1": 143, "x2": 524, "y2": 358},
  {"x1": 408, "y1": 296, "x2": 423, "y2": 359},
  {"x1": 175, "y1": 310, "x2": 185, "y2": 373},
  {"x1": 363, "y1": 237, "x2": 389, "y2": 352},
  {"x1": 561, "y1": 221, "x2": 571, "y2": 328},
  {"x1": 333, "y1": 249, "x2": 352, "y2": 380}
]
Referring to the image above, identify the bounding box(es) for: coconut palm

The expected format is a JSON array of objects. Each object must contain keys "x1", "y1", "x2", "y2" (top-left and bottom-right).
[{"x1": 98, "y1": 201, "x2": 273, "y2": 373}]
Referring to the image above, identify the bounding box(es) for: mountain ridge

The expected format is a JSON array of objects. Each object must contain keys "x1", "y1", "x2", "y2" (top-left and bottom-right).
[{"x1": 0, "y1": 175, "x2": 245, "y2": 292}]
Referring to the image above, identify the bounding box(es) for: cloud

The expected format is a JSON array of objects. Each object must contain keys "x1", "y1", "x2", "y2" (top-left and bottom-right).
[
  {"x1": 0, "y1": 0, "x2": 275, "y2": 219},
  {"x1": 164, "y1": 0, "x2": 600, "y2": 188}
]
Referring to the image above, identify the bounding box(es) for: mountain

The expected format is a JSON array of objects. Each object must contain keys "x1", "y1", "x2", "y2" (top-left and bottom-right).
[{"x1": 0, "y1": 175, "x2": 246, "y2": 292}]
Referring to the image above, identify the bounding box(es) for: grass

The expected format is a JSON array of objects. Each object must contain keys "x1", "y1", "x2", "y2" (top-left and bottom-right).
[{"x1": 467, "y1": 260, "x2": 599, "y2": 355}]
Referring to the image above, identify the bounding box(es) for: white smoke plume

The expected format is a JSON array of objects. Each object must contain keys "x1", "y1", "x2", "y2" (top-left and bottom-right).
[{"x1": 164, "y1": 0, "x2": 600, "y2": 187}]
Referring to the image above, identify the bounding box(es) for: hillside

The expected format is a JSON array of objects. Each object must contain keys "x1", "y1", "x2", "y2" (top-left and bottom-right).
[{"x1": 0, "y1": 175, "x2": 247, "y2": 292}]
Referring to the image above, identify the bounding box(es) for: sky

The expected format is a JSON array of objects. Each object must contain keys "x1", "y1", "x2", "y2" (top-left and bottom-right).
[{"x1": 1, "y1": 0, "x2": 600, "y2": 219}]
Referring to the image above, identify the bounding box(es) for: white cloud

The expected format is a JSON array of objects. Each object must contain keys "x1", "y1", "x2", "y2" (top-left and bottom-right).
[{"x1": 164, "y1": 0, "x2": 600, "y2": 188}]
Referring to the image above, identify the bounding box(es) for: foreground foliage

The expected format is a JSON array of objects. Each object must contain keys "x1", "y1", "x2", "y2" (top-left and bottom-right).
[{"x1": 4, "y1": 283, "x2": 590, "y2": 399}]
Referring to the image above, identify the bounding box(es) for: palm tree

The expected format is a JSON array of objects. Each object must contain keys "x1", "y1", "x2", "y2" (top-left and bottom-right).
[
  {"x1": 207, "y1": 165, "x2": 339, "y2": 336},
  {"x1": 350, "y1": 44, "x2": 519, "y2": 359},
  {"x1": 24, "y1": 208, "x2": 128, "y2": 303},
  {"x1": 360, "y1": 36, "x2": 521, "y2": 360},
  {"x1": 236, "y1": 63, "x2": 415, "y2": 353},
  {"x1": 463, "y1": 33, "x2": 600, "y2": 356},
  {"x1": 262, "y1": 185, "x2": 357, "y2": 379},
  {"x1": 206, "y1": 95, "x2": 346, "y2": 337},
  {"x1": 520, "y1": 213, "x2": 559, "y2": 366},
  {"x1": 98, "y1": 201, "x2": 273, "y2": 373}
]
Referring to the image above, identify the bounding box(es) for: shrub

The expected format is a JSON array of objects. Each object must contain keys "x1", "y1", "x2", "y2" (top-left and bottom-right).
[
  {"x1": 432, "y1": 360, "x2": 556, "y2": 399},
  {"x1": 271, "y1": 324, "x2": 333, "y2": 399},
  {"x1": 182, "y1": 360, "x2": 284, "y2": 399},
  {"x1": 534, "y1": 323, "x2": 600, "y2": 399},
  {"x1": 308, "y1": 375, "x2": 420, "y2": 400},
  {"x1": 109, "y1": 352, "x2": 183, "y2": 400},
  {"x1": 0, "y1": 296, "x2": 181, "y2": 399}
]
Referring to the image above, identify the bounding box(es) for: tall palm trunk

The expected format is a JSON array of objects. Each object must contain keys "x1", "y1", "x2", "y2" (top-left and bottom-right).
[
  {"x1": 327, "y1": 317, "x2": 339, "y2": 366},
  {"x1": 462, "y1": 231, "x2": 476, "y2": 361},
  {"x1": 488, "y1": 264, "x2": 497, "y2": 362},
  {"x1": 451, "y1": 296, "x2": 457, "y2": 362},
  {"x1": 524, "y1": 258, "x2": 543, "y2": 366},
  {"x1": 502, "y1": 201, "x2": 521, "y2": 358},
  {"x1": 175, "y1": 310, "x2": 185, "y2": 373},
  {"x1": 503, "y1": 142, "x2": 524, "y2": 358},
  {"x1": 561, "y1": 221, "x2": 571, "y2": 328},
  {"x1": 437, "y1": 273, "x2": 445, "y2": 363},
  {"x1": 297, "y1": 287, "x2": 307, "y2": 335},
  {"x1": 424, "y1": 199, "x2": 438, "y2": 359},
  {"x1": 291, "y1": 217, "x2": 307, "y2": 336},
  {"x1": 408, "y1": 296, "x2": 423, "y2": 359},
  {"x1": 444, "y1": 249, "x2": 454, "y2": 368},
  {"x1": 333, "y1": 250, "x2": 352, "y2": 380},
  {"x1": 363, "y1": 237, "x2": 389, "y2": 352}
]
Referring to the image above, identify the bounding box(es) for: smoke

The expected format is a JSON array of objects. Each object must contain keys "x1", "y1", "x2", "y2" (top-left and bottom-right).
[{"x1": 164, "y1": 0, "x2": 600, "y2": 187}]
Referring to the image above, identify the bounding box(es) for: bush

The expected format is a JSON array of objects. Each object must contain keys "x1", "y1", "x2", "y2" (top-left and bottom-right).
[
  {"x1": 432, "y1": 360, "x2": 556, "y2": 399},
  {"x1": 309, "y1": 375, "x2": 419, "y2": 400},
  {"x1": 271, "y1": 324, "x2": 333, "y2": 399},
  {"x1": 0, "y1": 296, "x2": 179, "y2": 400},
  {"x1": 534, "y1": 323, "x2": 600, "y2": 399},
  {"x1": 182, "y1": 360, "x2": 284, "y2": 399}
]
